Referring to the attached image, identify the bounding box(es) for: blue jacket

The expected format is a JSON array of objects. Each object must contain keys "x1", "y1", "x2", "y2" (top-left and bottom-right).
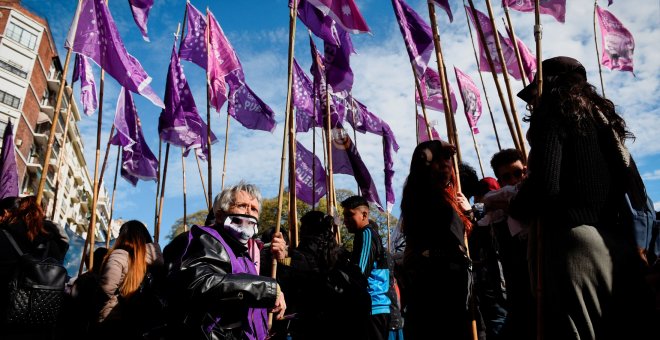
[{"x1": 351, "y1": 222, "x2": 391, "y2": 315}]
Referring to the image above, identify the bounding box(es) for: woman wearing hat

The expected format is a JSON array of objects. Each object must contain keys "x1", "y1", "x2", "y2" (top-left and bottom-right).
[{"x1": 510, "y1": 57, "x2": 654, "y2": 339}]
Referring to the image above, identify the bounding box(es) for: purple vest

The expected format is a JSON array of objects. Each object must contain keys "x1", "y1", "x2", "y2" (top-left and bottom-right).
[{"x1": 187, "y1": 225, "x2": 269, "y2": 340}]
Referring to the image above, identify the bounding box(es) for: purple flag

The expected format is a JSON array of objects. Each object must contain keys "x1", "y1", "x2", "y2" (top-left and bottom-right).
[
  {"x1": 415, "y1": 67, "x2": 458, "y2": 113},
  {"x1": 295, "y1": 0, "x2": 340, "y2": 46},
  {"x1": 207, "y1": 10, "x2": 241, "y2": 112},
  {"x1": 431, "y1": 0, "x2": 453, "y2": 23},
  {"x1": 454, "y1": 67, "x2": 482, "y2": 134},
  {"x1": 502, "y1": 0, "x2": 566, "y2": 23},
  {"x1": 596, "y1": 5, "x2": 635, "y2": 73},
  {"x1": 128, "y1": 0, "x2": 154, "y2": 42},
  {"x1": 608, "y1": 0, "x2": 613, "y2": 5},
  {"x1": 417, "y1": 114, "x2": 441, "y2": 142},
  {"x1": 306, "y1": 0, "x2": 370, "y2": 34},
  {"x1": 467, "y1": 6, "x2": 531, "y2": 81},
  {"x1": 65, "y1": 0, "x2": 163, "y2": 108},
  {"x1": 382, "y1": 132, "x2": 395, "y2": 211},
  {"x1": 309, "y1": 36, "x2": 341, "y2": 128},
  {"x1": 324, "y1": 25, "x2": 354, "y2": 92},
  {"x1": 159, "y1": 42, "x2": 217, "y2": 160},
  {"x1": 180, "y1": 2, "x2": 207, "y2": 70},
  {"x1": 0, "y1": 121, "x2": 18, "y2": 199},
  {"x1": 225, "y1": 73, "x2": 277, "y2": 132},
  {"x1": 392, "y1": 0, "x2": 434, "y2": 79},
  {"x1": 295, "y1": 141, "x2": 327, "y2": 206},
  {"x1": 72, "y1": 53, "x2": 98, "y2": 116},
  {"x1": 110, "y1": 88, "x2": 159, "y2": 185},
  {"x1": 331, "y1": 125, "x2": 383, "y2": 210},
  {"x1": 293, "y1": 59, "x2": 321, "y2": 133}
]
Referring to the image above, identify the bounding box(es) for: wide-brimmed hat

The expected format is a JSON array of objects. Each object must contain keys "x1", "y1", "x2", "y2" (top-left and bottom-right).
[{"x1": 517, "y1": 56, "x2": 587, "y2": 103}]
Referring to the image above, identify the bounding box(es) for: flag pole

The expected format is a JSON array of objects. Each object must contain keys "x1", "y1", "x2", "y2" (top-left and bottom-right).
[
  {"x1": 324, "y1": 82, "x2": 336, "y2": 223},
  {"x1": 154, "y1": 139, "x2": 161, "y2": 231},
  {"x1": 106, "y1": 146, "x2": 120, "y2": 249},
  {"x1": 463, "y1": 2, "x2": 501, "y2": 151},
  {"x1": 205, "y1": 9, "x2": 213, "y2": 210},
  {"x1": 411, "y1": 64, "x2": 433, "y2": 140},
  {"x1": 270, "y1": 0, "x2": 297, "y2": 329},
  {"x1": 484, "y1": 0, "x2": 526, "y2": 160},
  {"x1": 194, "y1": 153, "x2": 210, "y2": 209},
  {"x1": 156, "y1": 143, "x2": 170, "y2": 243},
  {"x1": 427, "y1": 2, "x2": 461, "y2": 181},
  {"x1": 312, "y1": 94, "x2": 317, "y2": 210},
  {"x1": 182, "y1": 148, "x2": 188, "y2": 232},
  {"x1": 414, "y1": 99, "x2": 420, "y2": 144},
  {"x1": 36, "y1": 46, "x2": 73, "y2": 206},
  {"x1": 503, "y1": 6, "x2": 528, "y2": 87},
  {"x1": 466, "y1": 0, "x2": 521, "y2": 152},
  {"x1": 593, "y1": 1, "x2": 606, "y2": 97},
  {"x1": 350, "y1": 98, "x2": 360, "y2": 195},
  {"x1": 288, "y1": 102, "x2": 298, "y2": 248},
  {"x1": 534, "y1": 2, "x2": 544, "y2": 339},
  {"x1": 220, "y1": 115, "x2": 230, "y2": 190},
  {"x1": 470, "y1": 128, "x2": 485, "y2": 177},
  {"x1": 49, "y1": 93, "x2": 73, "y2": 220}
]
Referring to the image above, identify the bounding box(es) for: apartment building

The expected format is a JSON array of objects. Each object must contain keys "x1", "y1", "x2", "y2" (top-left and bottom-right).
[{"x1": 0, "y1": 0, "x2": 113, "y2": 242}]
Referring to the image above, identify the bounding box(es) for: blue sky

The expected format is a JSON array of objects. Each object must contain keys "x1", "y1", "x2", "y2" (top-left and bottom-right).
[{"x1": 24, "y1": 0, "x2": 660, "y2": 245}]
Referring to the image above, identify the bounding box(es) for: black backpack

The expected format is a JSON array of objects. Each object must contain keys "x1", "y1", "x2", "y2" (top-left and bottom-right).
[{"x1": 1, "y1": 229, "x2": 67, "y2": 327}]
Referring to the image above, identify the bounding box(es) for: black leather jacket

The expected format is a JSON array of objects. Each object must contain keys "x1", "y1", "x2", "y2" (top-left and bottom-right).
[{"x1": 168, "y1": 225, "x2": 277, "y2": 339}]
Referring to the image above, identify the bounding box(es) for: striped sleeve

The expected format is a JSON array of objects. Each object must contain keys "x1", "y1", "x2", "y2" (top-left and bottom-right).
[{"x1": 357, "y1": 229, "x2": 372, "y2": 274}]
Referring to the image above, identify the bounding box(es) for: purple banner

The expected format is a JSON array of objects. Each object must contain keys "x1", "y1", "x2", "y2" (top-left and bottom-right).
[
  {"x1": 295, "y1": 0, "x2": 340, "y2": 46},
  {"x1": 72, "y1": 53, "x2": 98, "y2": 116},
  {"x1": 207, "y1": 9, "x2": 242, "y2": 112},
  {"x1": 502, "y1": 0, "x2": 566, "y2": 23},
  {"x1": 454, "y1": 67, "x2": 482, "y2": 134},
  {"x1": 66, "y1": 0, "x2": 163, "y2": 108},
  {"x1": 417, "y1": 113, "x2": 441, "y2": 142},
  {"x1": 306, "y1": 0, "x2": 370, "y2": 34},
  {"x1": 128, "y1": 0, "x2": 154, "y2": 42},
  {"x1": 431, "y1": 0, "x2": 453, "y2": 22},
  {"x1": 596, "y1": 5, "x2": 635, "y2": 72},
  {"x1": 0, "y1": 121, "x2": 18, "y2": 199},
  {"x1": 295, "y1": 141, "x2": 327, "y2": 206},
  {"x1": 324, "y1": 25, "x2": 354, "y2": 92},
  {"x1": 392, "y1": 0, "x2": 434, "y2": 79},
  {"x1": 180, "y1": 2, "x2": 207, "y2": 70},
  {"x1": 415, "y1": 67, "x2": 458, "y2": 113}
]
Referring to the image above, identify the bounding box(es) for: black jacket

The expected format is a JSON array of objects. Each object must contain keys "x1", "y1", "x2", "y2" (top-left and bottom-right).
[{"x1": 167, "y1": 225, "x2": 277, "y2": 339}]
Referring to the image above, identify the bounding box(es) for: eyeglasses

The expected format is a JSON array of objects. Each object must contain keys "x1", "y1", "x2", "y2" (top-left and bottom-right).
[{"x1": 500, "y1": 168, "x2": 524, "y2": 182}]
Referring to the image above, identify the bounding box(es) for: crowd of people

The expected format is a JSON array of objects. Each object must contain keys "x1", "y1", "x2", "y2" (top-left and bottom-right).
[{"x1": 1, "y1": 56, "x2": 659, "y2": 339}]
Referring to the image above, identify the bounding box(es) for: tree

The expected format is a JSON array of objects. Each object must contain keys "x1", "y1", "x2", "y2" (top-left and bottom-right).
[{"x1": 167, "y1": 189, "x2": 399, "y2": 252}]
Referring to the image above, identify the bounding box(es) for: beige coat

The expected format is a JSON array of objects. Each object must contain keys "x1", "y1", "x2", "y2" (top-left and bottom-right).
[{"x1": 98, "y1": 243, "x2": 163, "y2": 322}]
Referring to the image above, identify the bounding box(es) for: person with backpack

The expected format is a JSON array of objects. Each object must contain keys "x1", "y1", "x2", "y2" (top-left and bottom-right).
[
  {"x1": 341, "y1": 196, "x2": 392, "y2": 340},
  {"x1": 0, "y1": 196, "x2": 69, "y2": 340},
  {"x1": 94, "y1": 220, "x2": 164, "y2": 340}
]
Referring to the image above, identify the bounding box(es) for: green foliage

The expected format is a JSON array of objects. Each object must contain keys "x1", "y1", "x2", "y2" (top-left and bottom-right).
[
  {"x1": 168, "y1": 189, "x2": 399, "y2": 250},
  {"x1": 167, "y1": 209, "x2": 210, "y2": 241}
]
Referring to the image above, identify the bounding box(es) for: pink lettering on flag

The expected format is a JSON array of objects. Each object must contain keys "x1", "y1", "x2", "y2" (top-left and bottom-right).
[
  {"x1": 454, "y1": 67, "x2": 482, "y2": 134},
  {"x1": 502, "y1": 0, "x2": 566, "y2": 23},
  {"x1": 596, "y1": 5, "x2": 634, "y2": 73}
]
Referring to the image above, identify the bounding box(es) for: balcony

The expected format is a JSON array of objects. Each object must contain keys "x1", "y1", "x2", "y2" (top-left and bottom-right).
[
  {"x1": 47, "y1": 76, "x2": 61, "y2": 92},
  {"x1": 70, "y1": 194, "x2": 80, "y2": 203},
  {"x1": 73, "y1": 168, "x2": 83, "y2": 185},
  {"x1": 25, "y1": 155, "x2": 43, "y2": 174},
  {"x1": 40, "y1": 100, "x2": 54, "y2": 117}
]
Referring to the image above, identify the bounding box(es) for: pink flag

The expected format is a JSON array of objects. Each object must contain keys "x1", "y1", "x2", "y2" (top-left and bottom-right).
[
  {"x1": 502, "y1": 0, "x2": 566, "y2": 23},
  {"x1": 306, "y1": 0, "x2": 371, "y2": 34},
  {"x1": 417, "y1": 114, "x2": 441, "y2": 142},
  {"x1": 503, "y1": 23, "x2": 537, "y2": 83},
  {"x1": 206, "y1": 10, "x2": 242, "y2": 112},
  {"x1": 415, "y1": 67, "x2": 458, "y2": 113},
  {"x1": 454, "y1": 67, "x2": 482, "y2": 134},
  {"x1": 596, "y1": 5, "x2": 634, "y2": 73},
  {"x1": 467, "y1": 6, "x2": 531, "y2": 81},
  {"x1": 431, "y1": 0, "x2": 453, "y2": 22}
]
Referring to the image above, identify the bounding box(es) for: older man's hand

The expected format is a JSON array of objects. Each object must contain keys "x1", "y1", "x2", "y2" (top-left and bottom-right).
[{"x1": 270, "y1": 232, "x2": 288, "y2": 260}]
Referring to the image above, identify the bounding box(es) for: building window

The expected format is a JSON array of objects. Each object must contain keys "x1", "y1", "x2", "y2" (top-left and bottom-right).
[
  {"x1": 5, "y1": 22, "x2": 38, "y2": 50},
  {"x1": 0, "y1": 90, "x2": 20, "y2": 109},
  {"x1": 0, "y1": 59, "x2": 28, "y2": 78}
]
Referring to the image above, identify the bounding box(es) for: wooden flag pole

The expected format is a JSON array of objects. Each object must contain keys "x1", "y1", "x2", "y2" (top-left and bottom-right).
[
  {"x1": 312, "y1": 95, "x2": 317, "y2": 210},
  {"x1": 205, "y1": 9, "x2": 214, "y2": 209},
  {"x1": 534, "y1": 2, "x2": 544, "y2": 339},
  {"x1": 220, "y1": 114, "x2": 230, "y2": 190},
  {"x1": 50, "y1": 94, "x2": 73, "y2": 221},
  {"x1": 36, "y1": 49, "x2": 73, "y2": 206},
  {"x1": 194, "y1": 153, "x2": 210, "y2": 209},
  {"x1": 415, "y1": 99, "x2": 420, "y2": 144},
  {"x1": 324, "y1": 83, "x2": 336, "y2": 221},
  {"x1": 466, "y1": 0, "x2": 521, "y2": 152},
  {"x1": 427, "y1": 2, "x2": 460, "y2": 159},
  {"x1": 154, "y1": 140, "x2": 162, "y2": 231},
  {"x1": 503, "y1": 6, "x2": 528, "y2": 87},
  {"x1": 463, "y1": 2, "x2": 501, "y2": 151},
  {"x1": 470, "y1": 128, "x2": 486, "y2": 178},
  {"x1": 155, "y1": 143, "x2": 170, "y2": 243},
  {"x1": 411, "y1": 64, "x2": 433, "y2": 140},
  {"x1": 106, "y1": 146, "x2": 120, "y2": 249},
  {"x1": 270, "y1": 0, "x2": 297, "y2": 329},
  {"x1": 349, "y1": 98, "x2": 360, "y2": 195},
  {"x1": 288, "y1": 102, "x2": 298, "y2": 248},
  {"x1": 484, "y1": 0, "x2": 526, "y2": 160},
  {"x1": 181, "y1": 149, "x2": 188, "y2": 232},
  {"x1": 593, "y1": 1, "x2": 606, "y2": 97}
]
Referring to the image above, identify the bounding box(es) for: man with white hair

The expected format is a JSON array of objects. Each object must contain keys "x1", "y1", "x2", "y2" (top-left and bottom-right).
[{"x1": 167, "y1": 181, "x2": 288, "y2": 340}]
